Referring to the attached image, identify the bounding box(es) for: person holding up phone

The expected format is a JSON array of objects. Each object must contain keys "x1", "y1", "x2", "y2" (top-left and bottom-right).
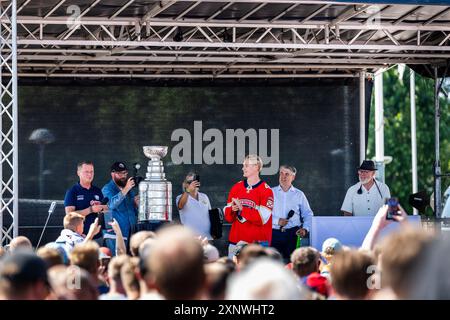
[
  {"x1": 102, "y1": 162, "x2": 139, "y2": 255},
  {"x1": 176, "y1": 172, "x2": 213, "y2": 240},
  {"x1": 360, "y1": 202, "x2": 408, "y2": 252}
]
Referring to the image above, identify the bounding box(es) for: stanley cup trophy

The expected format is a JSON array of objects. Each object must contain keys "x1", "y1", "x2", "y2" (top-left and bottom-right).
[{"x1": 137, "y1": 146, "x2": 172, "y2": 222}]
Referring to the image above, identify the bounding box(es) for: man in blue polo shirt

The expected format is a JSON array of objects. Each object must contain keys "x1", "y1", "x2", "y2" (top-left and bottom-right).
[
  {"x1": 64, "y1": 161, "x2": 108, "y2": 243},
  {"x1": 102, "y1": 161, "x2": 139, "y2": 255}
]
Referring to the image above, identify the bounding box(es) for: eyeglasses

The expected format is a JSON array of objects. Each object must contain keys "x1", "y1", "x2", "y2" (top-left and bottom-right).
[{"x1": 358, "y1": 170, "x2": 371, "y2": 174}]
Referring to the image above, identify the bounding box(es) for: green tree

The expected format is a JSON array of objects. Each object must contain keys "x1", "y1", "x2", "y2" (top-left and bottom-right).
[{"x1": 367, "y1": 67, "x2": 450, "y2": 216}]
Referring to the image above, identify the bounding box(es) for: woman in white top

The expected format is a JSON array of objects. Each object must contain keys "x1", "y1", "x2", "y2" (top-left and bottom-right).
[{"x1": 176, "y1": 172, "x2": 212, "y2": 239}]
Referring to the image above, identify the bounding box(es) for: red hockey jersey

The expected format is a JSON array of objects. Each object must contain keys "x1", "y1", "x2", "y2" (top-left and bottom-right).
[{"x1": 224, "y1": 180, "x2": 274, "y2": 245}]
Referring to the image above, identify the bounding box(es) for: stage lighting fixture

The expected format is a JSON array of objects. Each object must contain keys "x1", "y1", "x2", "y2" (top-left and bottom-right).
[{"x1": 409, "y1": 190, "x2": 430, "y2": 214}]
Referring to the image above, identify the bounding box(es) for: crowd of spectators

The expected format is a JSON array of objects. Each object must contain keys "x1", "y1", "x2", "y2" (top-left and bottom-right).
[{"x1": 0, "y1": 202, "x2": 448, "y2": 300}]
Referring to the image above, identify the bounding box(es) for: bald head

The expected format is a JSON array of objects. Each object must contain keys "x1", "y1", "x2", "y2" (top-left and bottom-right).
[
  {"x1": 9, "y1": 236, "x2": 32, "y2": 253},
  {"x1": 130, "y1": 231, "x2": 155, "y2": 257}
]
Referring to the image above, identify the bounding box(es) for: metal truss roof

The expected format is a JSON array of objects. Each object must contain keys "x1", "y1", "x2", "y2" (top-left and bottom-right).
[{"x1": 3, "y1": 0, "x2": 450, "y2": 79}]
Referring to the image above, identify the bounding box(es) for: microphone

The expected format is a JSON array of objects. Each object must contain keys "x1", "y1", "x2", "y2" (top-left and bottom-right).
[
  {"x1": 48, "y1": 201, "x2": 56, "y2": 214},
  {"x1": 36, "y1": 201, "x2": 57, "y2": 249},
  {"x1": 357, "y1": 184, "x2": 363, "y2": 194},
  {"x1": 280, "y1": 210, "x2": 295, "y2": 232}
]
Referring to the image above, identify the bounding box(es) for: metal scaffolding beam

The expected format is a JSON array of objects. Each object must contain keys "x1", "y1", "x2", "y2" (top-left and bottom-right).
[{"x1": 0, "y1": 0, "x2": 18, "y2": 245}]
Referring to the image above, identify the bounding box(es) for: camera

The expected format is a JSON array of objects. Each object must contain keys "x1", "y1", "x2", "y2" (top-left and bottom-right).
[
  {"x1": 386, "y1": 197, "x2": 400, "y2": 220},
  {"x1": 132, "y1": 163, "x2": 144, "y2": 186}
]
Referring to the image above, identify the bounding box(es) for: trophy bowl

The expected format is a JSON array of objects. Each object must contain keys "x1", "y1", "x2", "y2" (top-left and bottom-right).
[{"x1": 143, "y1": 146, "x2": 168, "y2": 160}]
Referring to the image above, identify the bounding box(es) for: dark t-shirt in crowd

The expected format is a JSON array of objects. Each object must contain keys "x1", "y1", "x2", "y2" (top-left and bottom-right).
[{"x1": 64, "y1": 183, "x2": 104, "y2": 239}]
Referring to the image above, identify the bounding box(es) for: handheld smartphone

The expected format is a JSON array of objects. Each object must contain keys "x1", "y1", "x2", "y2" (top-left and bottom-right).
[
  {"x1": 192, "y1": 174, "x2": 200, "y2": 182},
  {"x1": 386, "y1": 197, "x2": 400, "y2": 220},
  {"x1": 97, "y1": 197, "x2": 109, "y2": 229}
]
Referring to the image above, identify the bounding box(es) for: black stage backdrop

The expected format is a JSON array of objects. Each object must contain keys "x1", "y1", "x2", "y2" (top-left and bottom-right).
[{"x1": 15, "y1": 79, "x2": 372, "y2": 247}]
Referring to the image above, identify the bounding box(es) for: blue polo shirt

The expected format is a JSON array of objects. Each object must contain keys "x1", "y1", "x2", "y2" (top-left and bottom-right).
[{"x1": 64, "y1": 183, "x2": 104, "y2": 239}]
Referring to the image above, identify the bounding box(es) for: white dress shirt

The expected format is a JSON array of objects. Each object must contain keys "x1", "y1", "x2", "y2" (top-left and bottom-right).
[
  {"x1": 271, "y1": 185, "x2": 314, "y2": 232},
  {"x1": 341, "y1": 179, "x2": 391, "y2": 216}
]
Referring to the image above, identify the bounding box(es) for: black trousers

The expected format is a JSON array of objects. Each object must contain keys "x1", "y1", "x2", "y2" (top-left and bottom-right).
[{"x1": 272, "y1": 227, "x2": 300, "y2": 263}]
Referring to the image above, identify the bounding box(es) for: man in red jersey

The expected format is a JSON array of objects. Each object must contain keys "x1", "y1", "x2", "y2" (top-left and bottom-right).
[{"x1": 224, "y1": 154, "x2": 274, "y2": 258}]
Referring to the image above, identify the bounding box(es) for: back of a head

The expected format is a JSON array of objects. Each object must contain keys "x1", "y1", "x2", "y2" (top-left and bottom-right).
[
  {"x1": 121, "y1": 257, "x2": 140, "y2": 298},
  {"x1": 130, "y1": 231, "x2": 155, "y2": 257},
  {"x1": 63, "y1": 212, "x2": 84, "y2": 231},
  {"x1": 408, "y1": 234, "x2": 450, "y2": 299},
  {"x1": 0, "y1": 251, "x2": 48, "y2": 300},
  {"x1": 204, "y1": 262, "x2": 231, "y2": 300},
  {"x1": 239, "y1": 244, "x2": 268, "y2": 269},
  {"x1": 9, "y1": 236, "x2": 32, "y2": 253},
  {"x1": 265, "y1": 247, "x2": 283, "y2": 262},
  {"x1": 48, "y1": 265, "x2": 99, "y2": 300},
  {"x1": 226, "y1": 258, "x2": 304, "y2": 300},
  {"x1": 216, "y1": 257, "x2": 236, "y2": 274},
  {"x1": 150, "y1": 226, "x2": 205, "y2": 299},
  {"x1": 380, "y1": 226, "x2": 434, "y2": 299},
  {"x1": 203, "y1": 244, "x2": 220, "y2": 263},
  {"x1": 330, "y1": 249, "x2": 375, "y2": 300},
  {"x1": 108, "y1": 255, "x2": 130, "y2": 283},
  {"x1": 138, "y1": 237, "x2": 157, "y2": 283},
  {"x1": 70, "y1": 241, "x2": 100, "y2": 276},
  {"x1": 45, "y1": 242, "x2": 69, "y2": 265},
  {"x1": 37, "y1": 247, "x2": 64, "y2": 268},
  {"x1": 47, "y1": 265, "x2": 70, "y2": 299},
  {"x1": 290, "y1": 247, "x2": 320, "y2": 278}
]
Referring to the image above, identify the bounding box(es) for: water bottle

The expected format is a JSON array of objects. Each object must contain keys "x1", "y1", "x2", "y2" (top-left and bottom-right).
[{"x1": 296, "y1": 235, "x2": 302, "y2": 248}]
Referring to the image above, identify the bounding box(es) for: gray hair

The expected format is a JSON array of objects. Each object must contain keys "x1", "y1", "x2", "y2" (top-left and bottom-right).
[
  {"x1": 280, "y1": 165, "x2": 297, "y2": 176},
  {"x1": 226, "y1": 258, "x2": 306, "y2": 300}
]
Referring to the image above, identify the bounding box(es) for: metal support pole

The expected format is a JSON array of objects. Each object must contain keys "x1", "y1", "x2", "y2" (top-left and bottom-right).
[
  {"x1": 0, "y1": 2, "x2": 3, "y2": 243},
  {"x1": 410, "y1": 69, "x2": 418, "y2": 215},
  {"x1": 0, "y1": 0, "x2": 19, "y2": 244},
  {"x1": 374, "y1": 71, "x2": 385, "y2": 182},
  {"x1": 359, "y1": 71, "x2": 366, "y2": 164},
  {"x1": 12, "y1": 0, "x2": 19, "y2": 238},
  {"x1": 434, "y1": 66, "x2": 442, "y2": 218}
]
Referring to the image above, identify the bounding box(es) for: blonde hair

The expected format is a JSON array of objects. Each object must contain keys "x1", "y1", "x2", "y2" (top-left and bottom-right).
[
  {"x1": 244, "y1": 154, "x2": 263, "y2": 172},
  {"x1": 63, "y1": 212, "x2": 85, "y2": 231},
  {"x1": 108, "y1": 255, "x2": 130, "y2": 282},
  {"x1": 37, "y1": 247, "x2": 64, "y2": 268},
  {"x1": 121, "y1": 257, "x2": 140, "y2": 298},
  {"x1": 70, "y1": 241, "x2": 100, "y2": 275}
]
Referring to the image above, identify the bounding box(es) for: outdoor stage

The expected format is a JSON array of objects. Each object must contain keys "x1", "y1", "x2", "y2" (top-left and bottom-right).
[{"x1": 1, "y1": 0, "x2": 449, "y2": 247}]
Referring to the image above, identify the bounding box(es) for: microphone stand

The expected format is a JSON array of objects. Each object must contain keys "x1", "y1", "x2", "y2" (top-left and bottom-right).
[{"x1": 36, "y1": 201, "x2": 56, "y2": 249}]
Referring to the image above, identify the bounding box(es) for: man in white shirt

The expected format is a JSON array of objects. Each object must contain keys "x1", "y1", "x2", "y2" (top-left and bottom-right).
[
  {"x1": 54, "y1": 212, "x2": 101, "y2": 256},
  {"x1": 341, "y1": 160, "x2": 391, "y2": 216},
  {"x1": 176, "y1": 172, "x2": 212, "y2": 239},
  {"x1": 272, "y1": 165, "x2": 314, "y2": 262}
]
